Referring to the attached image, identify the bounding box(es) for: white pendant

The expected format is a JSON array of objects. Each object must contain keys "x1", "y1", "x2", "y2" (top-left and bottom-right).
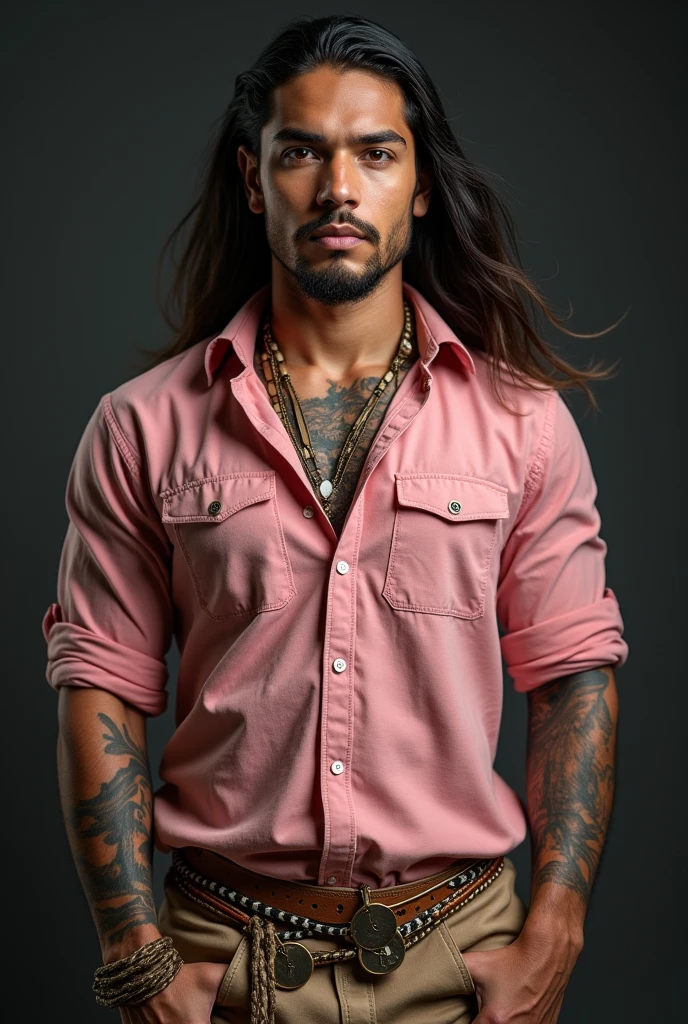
[{"x1": 319, "y1": 479, "x2": 333, "y2": 498}]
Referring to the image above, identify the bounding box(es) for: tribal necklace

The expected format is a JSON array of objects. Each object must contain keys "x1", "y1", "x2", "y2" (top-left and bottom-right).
[{"x1": 259, "y1": 300, "x2": 415, "y2": 517}]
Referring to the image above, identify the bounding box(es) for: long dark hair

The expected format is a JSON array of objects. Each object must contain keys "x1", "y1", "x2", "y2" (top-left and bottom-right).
[{"x1": 135, "y1": 14, "x2": 625, "y2": 411}]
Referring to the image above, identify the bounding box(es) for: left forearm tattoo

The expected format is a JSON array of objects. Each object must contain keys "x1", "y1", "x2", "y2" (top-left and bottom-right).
[{"x1": 526, "y1": 667, "x2": 617, "y2": 905}]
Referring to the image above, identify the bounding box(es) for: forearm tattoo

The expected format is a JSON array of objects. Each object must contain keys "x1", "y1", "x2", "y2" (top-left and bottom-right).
[
  {"x1": 65, "y1": 713, "x2": 157, "y2": 945},
  {"x1": 526, "y1": 667, "x2": 617, "y2": 905}
]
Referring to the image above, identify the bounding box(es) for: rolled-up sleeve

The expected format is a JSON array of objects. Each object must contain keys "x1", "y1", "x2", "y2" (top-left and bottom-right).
[
  {"x1": 42, "y1": 393, "x2": 173, "y2": 715},
  {"x1": 497, "y1": 391, "x2": 629, "y2": 693}
]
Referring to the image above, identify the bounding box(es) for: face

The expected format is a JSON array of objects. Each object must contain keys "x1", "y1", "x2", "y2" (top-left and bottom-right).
[{"x1": 237, "y1": 65, "x2": 432, "y2": 305}]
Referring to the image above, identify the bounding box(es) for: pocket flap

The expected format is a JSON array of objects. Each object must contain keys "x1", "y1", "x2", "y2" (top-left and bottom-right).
[
  {"x1": 395, "y1": 474, "x2": 509, "y2": 522},
  {"x1": 160, "y1": 472, "x2": 275, "y2": 523}
]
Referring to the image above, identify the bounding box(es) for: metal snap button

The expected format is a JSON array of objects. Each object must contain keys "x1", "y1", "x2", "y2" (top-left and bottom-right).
[
  {"x1": 330, "y1": 760, "x2": 345, "y2": 775},
  {"x1": 207, "y1": 500, "x2": 222, "y2": 515},
  {"x1": 303, "y1": 505, "x2": 315, "y2": 518},
  {"x1": 448, "y1": 500, "x2": 461, "y2": 515},
  {"x1": 332, "y1": 658, "x2": 347, "y2": 673}
]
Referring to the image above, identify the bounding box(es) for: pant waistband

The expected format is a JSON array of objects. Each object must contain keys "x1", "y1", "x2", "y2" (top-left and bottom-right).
[{"x1": 176, "y1": 846, "x2": 484, "y2": 924}]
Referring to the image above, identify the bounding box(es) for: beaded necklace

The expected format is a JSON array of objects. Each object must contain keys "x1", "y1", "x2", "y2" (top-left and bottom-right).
[{"x1": 259, "y1": 300, "x2": 415, "y2": 517}]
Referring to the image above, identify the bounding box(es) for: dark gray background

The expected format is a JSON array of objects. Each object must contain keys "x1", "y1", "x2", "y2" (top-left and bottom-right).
[{"x1": 3, "y1": 0, "x2": 685, "y2": 1018}]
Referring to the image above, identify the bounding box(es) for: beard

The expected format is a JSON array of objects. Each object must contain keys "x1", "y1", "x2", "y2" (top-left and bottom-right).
[{"x1": 265, "y1": 204, "x2": 415, "y2": 306}]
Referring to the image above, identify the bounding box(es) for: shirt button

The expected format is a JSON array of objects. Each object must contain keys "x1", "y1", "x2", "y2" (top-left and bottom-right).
[
  {"x1": 330, "y1": 760, "x2": 345, "y2": 775},
  {"x1": 336, "y1": 560, "x2": 350, "y2": 575},
  {"x1": 423, "y1": 377, "x2": 432, "y2": 390},
  {"x1": 303, "y1": 505, "x2": 315, "y2": 518},
  {"x1": 207, "y1": 500, "x2": 222, "y2": 515},
  {"x1": 326, "y1": 876, "x2": 338, "y2": 885},
  {"x1": 448, "y1": 500, "x2": 462, "y2": 515},
  {"x1": 332, "y1": 658, "x2": 347, "y2": 673}
]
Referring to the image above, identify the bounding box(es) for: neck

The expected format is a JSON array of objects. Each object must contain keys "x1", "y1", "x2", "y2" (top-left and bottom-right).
[{"x1": 268, "y1": 266, "x2": 408, "y2": 381}]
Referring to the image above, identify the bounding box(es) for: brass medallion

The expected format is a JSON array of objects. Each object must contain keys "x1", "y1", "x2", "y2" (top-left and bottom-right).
[
  {"x1": 274, "y1": 941, "x2": 314, "y2": 989},
  {"x1": 350, "y1": 884, "x2": 399, "y2": 950},
  {"x1": 350, "y1": 901, "x2": 399, "y2": 950},
  {"x1": 358, "y1": 932, "x2": 406, "y2": 975}
]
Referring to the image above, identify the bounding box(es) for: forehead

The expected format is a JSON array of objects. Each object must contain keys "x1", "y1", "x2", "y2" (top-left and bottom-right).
[{"x1": 264, "y1": 66, "x2": 409, "y2": 138}]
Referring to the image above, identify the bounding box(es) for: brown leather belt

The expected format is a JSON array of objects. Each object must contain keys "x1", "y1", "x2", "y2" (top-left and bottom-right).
[{"x1": 179, "y1": 845, "x2": 486, "y2": 923}]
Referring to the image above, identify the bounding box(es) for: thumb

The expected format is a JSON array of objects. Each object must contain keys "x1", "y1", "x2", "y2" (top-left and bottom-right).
[{"x1": 460, "y1": 949, "x2": 494, "y2": 982}]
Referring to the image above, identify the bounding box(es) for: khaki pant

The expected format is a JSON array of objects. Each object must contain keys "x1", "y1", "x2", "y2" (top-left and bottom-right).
[{"x1": 157, "y1": 856, "x2": 527, "y2": 1024}]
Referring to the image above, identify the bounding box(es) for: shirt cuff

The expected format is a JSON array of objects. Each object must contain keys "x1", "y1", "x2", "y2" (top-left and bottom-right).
[
  {"x1": 42, "y1": 603, "x2": 168, "y2": 716},
  {"x1": 500, "y1": 587, "x2": 629, "y2": 693}
]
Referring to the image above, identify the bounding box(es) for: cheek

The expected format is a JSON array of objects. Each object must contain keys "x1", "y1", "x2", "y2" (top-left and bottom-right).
[
  {"x1": 364, "y1": 170, "x2": 415, "y2": 218},
  {"x1": 269, "y1": 169, "x2": 316, "y2": 212}
]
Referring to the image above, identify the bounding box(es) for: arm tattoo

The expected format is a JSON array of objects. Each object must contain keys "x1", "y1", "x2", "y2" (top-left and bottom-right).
[
  {"x1": 526, "y1": 667, "x2": 617, "y2": 906},
  {"x1": 66, "y1": 713, "x2": 157, "y2": 945}
]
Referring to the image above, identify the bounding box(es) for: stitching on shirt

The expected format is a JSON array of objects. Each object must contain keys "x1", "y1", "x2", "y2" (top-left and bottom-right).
[
  {"x1": 396, "y1": 474, "x2": 509, "y2": 520},
  {"x1": 208, "y1": 290, "x2": 266, "y2": 382},
  {"x1": 162, "y1": 476, "x2": 274, "y2": 522},
  {"x1": 343, "y1": 501, "x2": 364, "y2": 885},
  {"x1": 397, "y1": 472, "x2": 508, "y2": 495},
  {"x1": 383, "y1": 495, "x2": 499, "y2": 618},
  {"x1": 165, "y1": 491, "x2": 272, "y2": 523},
  {"x1": 270, "y1": 478, "x2": 297, "y2": 596},
  {"x1": 159, "y1": 470, "x2": 275, "y2": 500},
  {"x1": 175, "y1": 527, "x2": 295, "y2": 619},
  {"x1": 172, "y1": 488, "x2": 296, "y2": 620},
  {"x1": 521, "y1": 389, "x2": 557, "y2": 509},
  {"x1": 319, "y1": 541, "x2": 336, "y2": 876},
  {"x1": 102, "y1": 393, "x2": 141, "y2": 476}
]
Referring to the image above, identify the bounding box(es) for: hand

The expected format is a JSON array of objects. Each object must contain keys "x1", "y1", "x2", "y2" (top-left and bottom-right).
[
  {"x1": 461, "y1": 926, "x2": 582, "y2": 1024},
  {"x1": 118, "y1": 961, "x2": 229, "y2": 1023}
]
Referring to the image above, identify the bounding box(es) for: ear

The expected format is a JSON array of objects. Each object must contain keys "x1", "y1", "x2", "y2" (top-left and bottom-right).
[
  {"x1": 237, "y1": 144, "x2": 265, "y2": 215},
  {"x1": 412, "y1": 165, "x2": 433, "y2": 218}
]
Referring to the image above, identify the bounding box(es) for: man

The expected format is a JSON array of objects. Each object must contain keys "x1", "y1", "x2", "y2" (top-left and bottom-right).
[{"x1": 43, "y1": 15, "x2": 628, "y2": 1024}]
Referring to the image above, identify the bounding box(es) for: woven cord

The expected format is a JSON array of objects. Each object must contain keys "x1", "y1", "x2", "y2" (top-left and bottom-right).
[
  {"x1": 248, "y1": 915, "x2": 277, "y2": 1024},
  {"x1": 92, "y1": 936, "x2": 184, "y2": 1007}
]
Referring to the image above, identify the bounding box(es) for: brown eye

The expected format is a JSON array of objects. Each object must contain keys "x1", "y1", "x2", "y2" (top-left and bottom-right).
[
  {"x1": 365, "y1": 150, "x2": 392, "y2": 163},
  {"x1": 285, "y1": 148, "x2": 313, "y2": 161}
]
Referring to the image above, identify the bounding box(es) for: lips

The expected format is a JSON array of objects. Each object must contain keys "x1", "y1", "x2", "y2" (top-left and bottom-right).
[
  {"x1": 310, "y1": 226, "x2": 367, "y2": 249},
  {"x1": 311, "y1": 235, "x2": 365, "y2": 249}
]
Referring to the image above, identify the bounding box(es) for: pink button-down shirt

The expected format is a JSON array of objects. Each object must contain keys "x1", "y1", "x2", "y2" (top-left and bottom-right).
[{"x1": 42, "y1": 281, "x2": 628, "y2": 888}]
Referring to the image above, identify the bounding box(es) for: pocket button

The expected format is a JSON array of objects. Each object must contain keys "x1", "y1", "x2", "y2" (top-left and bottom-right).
[
  {"x1": 207, "y1": 500, "x2": 222, "y2": 515},
  {"x1": 448, "y1": 500, "x2": 462, "y2": 515}
]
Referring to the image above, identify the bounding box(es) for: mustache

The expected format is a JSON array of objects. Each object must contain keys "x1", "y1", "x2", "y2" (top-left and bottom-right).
[{"x1": 294, "y1": 213, "x2": 380, "y2": 244}]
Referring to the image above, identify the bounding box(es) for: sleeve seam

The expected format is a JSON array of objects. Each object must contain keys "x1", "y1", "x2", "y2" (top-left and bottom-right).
[
  {"x1": 519, "y1": 389, "x2": 558, "y2": 514},
  {"x1": 102, "y1": 393, "x2": 142, "y2": 477}
]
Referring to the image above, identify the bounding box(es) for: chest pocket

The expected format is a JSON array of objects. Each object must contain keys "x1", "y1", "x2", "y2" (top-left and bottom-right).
[
  {"x1": 382, "y1": 473, "x2": 509, "y2": 619},
  {"x1": 160, "y1": 471, "x2": 296, "y2": 620}
]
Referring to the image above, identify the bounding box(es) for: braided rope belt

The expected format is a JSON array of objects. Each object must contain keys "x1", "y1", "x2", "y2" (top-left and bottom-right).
[{"x1": 167, "y1": 850, "x2": 505, "y2": 1024}]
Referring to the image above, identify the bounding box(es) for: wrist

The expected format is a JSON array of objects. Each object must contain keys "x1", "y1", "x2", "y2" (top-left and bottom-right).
[
  {"x1": 101, "y1": 924, "x2": 164, "y2": 965},
  {"x1": 522, "y1": 885, "x2": 586, "y2": 954}
]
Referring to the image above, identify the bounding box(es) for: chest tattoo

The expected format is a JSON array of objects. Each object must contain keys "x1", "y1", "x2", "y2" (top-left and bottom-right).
[{"x1": 253, "y1": 344, "x2": 418, "y2": 537}]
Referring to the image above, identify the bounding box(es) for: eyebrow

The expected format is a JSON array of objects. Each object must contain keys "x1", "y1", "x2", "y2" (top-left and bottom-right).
[{"x1": 271, "y1": 127, "x2": 407, "y2": 148}]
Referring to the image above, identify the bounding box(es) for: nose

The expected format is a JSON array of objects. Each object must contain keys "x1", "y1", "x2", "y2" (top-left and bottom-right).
[{"x1": 316, "y1": 152, "x2": 360, "y2": 209}]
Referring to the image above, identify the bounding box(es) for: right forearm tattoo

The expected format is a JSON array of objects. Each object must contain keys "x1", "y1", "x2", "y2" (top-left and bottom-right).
[{"x1": 64, "y1": 713, "x2": 157, "y2": 946}]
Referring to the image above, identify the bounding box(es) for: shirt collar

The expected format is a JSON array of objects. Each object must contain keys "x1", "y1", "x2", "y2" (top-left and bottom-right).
[{"x1": 204, "y1": 281, "x2": 476, "y2": 387}]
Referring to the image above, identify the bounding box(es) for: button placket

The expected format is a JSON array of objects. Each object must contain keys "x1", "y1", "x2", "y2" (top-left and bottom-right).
[
  {"x1": 317, "y1": 361, "x2": 435, "y2": 887},
  {"x1": 318, "y1": 518, "x2": 362, "y2": 888}
]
